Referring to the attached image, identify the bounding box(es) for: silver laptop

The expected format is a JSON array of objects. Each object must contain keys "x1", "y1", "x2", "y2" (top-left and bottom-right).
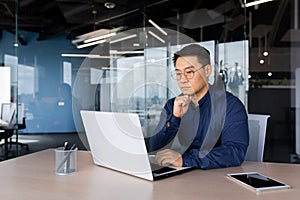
[{"x1": 80, "y1": 110, "x2": 192, "y2": 181}]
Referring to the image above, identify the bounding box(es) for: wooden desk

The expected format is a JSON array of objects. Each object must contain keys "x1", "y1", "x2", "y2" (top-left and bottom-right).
[{"x1": 0, "y1": 149, "x2": 299, "y2": 200}]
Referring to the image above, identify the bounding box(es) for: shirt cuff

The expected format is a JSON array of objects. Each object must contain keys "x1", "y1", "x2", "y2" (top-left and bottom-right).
[
  {"x1": 167, "y1": 114, "x2": 181, "y2": 128},
  {"x1": 182, "y1": 153, "x2": 192, "y2": 167}
]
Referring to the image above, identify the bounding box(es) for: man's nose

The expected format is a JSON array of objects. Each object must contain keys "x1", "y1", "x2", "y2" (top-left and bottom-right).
[{"x1": 179, "y1": 74, "x2": 188, "y2": 82}]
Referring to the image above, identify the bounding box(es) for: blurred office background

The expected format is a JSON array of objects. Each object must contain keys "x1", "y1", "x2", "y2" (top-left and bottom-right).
[{"x1": 0, "y1": 0, "x2": 299, "y2": 163}]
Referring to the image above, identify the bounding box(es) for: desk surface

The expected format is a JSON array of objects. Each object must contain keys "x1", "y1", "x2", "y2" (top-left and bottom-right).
[{"x1": 0, "y1": 149, "x2": 299, "y2": 200}]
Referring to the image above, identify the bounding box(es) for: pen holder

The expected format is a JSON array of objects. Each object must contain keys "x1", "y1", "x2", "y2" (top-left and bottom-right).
[{"x1": 55, "y1": 147, "x2": 77, "y2": 175}]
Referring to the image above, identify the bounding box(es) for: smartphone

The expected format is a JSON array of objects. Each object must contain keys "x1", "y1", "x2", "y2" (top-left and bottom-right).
[{"x1": 227, "y1": 172, "x2": 291, "y2": 193}]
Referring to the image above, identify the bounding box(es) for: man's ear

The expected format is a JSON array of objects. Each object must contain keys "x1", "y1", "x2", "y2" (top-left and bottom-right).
[{"x1": 204, "y1": 64, "x2": 212, "y2": 78}]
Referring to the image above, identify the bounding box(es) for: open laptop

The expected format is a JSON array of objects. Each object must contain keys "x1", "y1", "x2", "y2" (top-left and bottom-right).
[{"x1": 80, "y1": 110, "x2": 193, "y2": 181}]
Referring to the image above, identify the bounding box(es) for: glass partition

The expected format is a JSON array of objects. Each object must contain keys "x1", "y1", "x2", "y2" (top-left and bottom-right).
[
  {"x1": 72, "y1": 26, "x2": 249, "y2": 146},
  {"x1": 0, "y1": 0, "x2": 22, "y2": 156},
  {"x1": 218, "y1": 41, "x2": 249, "y2": 105},
  {"x1": 1, "y1": 24, "x2": 249, "y2": 155}
]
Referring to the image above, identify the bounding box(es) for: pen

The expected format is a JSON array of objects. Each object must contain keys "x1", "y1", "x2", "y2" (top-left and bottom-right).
[
  {"x1": 64, "y1": 142, "x2": 69, "y2": 150},
  {"x1": 64, "y1": 142, "x2": 70, "y2": 173},
  {"x1": 63, "y1": 142, "x2": 70, "y2": 173}
]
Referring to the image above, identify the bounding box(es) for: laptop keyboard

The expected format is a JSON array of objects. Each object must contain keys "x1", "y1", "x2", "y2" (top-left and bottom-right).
[{"x1": 151, "y1": 163, "x2": 176, "y2": 175}]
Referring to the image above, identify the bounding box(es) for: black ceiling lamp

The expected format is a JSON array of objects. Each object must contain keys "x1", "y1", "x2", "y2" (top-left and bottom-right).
[{"x1": 104, "y1": 2, "x2": 116, "y2": 9}]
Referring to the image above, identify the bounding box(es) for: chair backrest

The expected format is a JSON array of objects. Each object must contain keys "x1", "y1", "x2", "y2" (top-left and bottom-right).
[
  {"x1": 245, "y1": 114, "x2": 270, "y2": 162},
  {"x1": 0, "y1": 103, "x2": 24, "y2": 125}
]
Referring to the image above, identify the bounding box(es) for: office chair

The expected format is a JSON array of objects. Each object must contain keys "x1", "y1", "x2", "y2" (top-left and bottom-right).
[
  {"x1": 0, "y1": 117, "x2": 29, "y2": 157},
  {"x1": 245, "y1": 114, "x2": 270, "y2": 162},
  {"x1": 8, "y1": 117, "x2": 29, "y2": 150}
]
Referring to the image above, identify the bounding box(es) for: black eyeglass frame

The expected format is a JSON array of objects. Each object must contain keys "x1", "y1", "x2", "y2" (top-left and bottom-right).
[{"x1": 171, "y1": 64, "x2": 208, "y2": 80}]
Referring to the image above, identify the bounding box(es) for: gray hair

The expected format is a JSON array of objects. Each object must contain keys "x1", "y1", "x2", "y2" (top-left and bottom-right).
[{"x1": 173, "y1": 44, "x2": 211, "y2": 66}]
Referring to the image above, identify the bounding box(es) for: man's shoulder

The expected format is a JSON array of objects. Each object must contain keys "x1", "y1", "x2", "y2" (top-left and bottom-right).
[
  {"x1": 225, "y1": 91, "x2": 243, "y2": 103},
  {"x1": 224, "y1": 91, "x2": 247, "y2": 115},
  {"x1": 210, "y1": 88, "x2": 245, "y2": 107},
  {"x1": 225, "y1": 91, "x2": 238, "y2": 99}
]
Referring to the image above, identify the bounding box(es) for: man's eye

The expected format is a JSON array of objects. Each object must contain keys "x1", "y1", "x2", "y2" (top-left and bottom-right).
[
  {"x1": 185, "y1": 71, "x2": 194, "y2": 74},
  {"x1": 176, "y1": 72, "x2": 182, "y2": 76}
]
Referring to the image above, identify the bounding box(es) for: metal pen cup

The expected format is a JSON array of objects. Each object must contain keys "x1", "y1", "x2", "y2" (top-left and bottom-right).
[{"x1": 55, "y1": 147, "x2": 77, "y2": 175}]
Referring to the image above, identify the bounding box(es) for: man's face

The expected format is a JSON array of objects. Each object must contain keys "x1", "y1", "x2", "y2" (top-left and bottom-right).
[{"x1": 175, "y1": 56, "x2": 211, "y2": 98}]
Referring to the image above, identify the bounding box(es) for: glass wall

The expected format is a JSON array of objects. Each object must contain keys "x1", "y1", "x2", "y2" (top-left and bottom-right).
[
  {"x1": 0, "y1": 4, "x2": 249, "y2": 152},
  {"x1": 72, "y1": 27, "x2": 249, "y2": 147}
]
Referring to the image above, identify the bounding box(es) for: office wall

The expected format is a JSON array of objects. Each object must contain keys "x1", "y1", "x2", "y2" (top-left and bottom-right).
[
  {"x1": 248, "y1": 87, "x2": 294, "y2": 162},
  {"x1": 0, "y1": 30, "x2": 87, "y2": 133}
]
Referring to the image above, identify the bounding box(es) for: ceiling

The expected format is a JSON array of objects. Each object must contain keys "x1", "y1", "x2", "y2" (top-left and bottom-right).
[{"x1": 0, "y1": 0, "x2": 295, "y2": 47}]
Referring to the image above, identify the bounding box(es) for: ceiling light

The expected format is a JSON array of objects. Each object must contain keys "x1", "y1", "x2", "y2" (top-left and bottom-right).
[
  {"x1": 61, "y1": 54, "x2": 112, "y2": 59},
  {"x1": 242, "y1": 0, "x2": 274, "y2": 8},
  {"x1": 259, "y1": 59, "x2": 265, "y2": 64},
  {"x1": 148, "y1": 31, "x2": 165, "y2": 43},
  {"x1": 263, "y1": 51, "x2": 269, "y2": 57},
  {"x1": 77, "y1": 39, "x2": 107, "y2": 49},
  {"x1": 109, "y1": 34, "x2": 137, "y2": 44},
  {"x1": 101, "y1": 67, "x2": 132, "y2": 71},
  {"x1": 268, "y1": 72, "x2": 272, "y2": 77},
  {"x1": 104, "y1": 2, "x2": 116, "y2": 9},
  {"x1": 84, "y1": 32, "x2": 116, "y2": 43},
  {"x1": 72, "y1": 27, "x2": 124, "y2": 48},
  {"x1": 148, "y1": 19, "x2": 168, "y2": 36},
  {"x1": 109, "y1": 50, "x2": 144, "y2": 55},
  {"x1": 75, "y1": 29, "x2": 111, "y2": 40}
]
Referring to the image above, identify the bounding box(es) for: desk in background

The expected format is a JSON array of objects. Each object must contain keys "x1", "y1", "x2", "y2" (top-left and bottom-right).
[
  {"x1": 0, "y1": 149, "x2": 299, "y2": 200},
  {"x1": 0, "y1": 125, "x2": 14, "y2": 159},
  {"x1": 0, "y1": 119, "x2": 28, "y2": 160}
]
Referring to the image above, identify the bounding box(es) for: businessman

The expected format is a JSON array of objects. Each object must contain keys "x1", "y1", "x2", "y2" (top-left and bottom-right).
[{"x1": 148, "y1": 44, "x2": 249, "y2": 169}]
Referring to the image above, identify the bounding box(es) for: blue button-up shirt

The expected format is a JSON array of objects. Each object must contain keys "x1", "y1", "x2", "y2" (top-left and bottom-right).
[{"x1": 148, "y1": 88, "x2": 249, "y2": 169}]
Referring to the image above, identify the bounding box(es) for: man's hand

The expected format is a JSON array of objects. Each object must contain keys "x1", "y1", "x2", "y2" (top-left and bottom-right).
[
  {"x1": 156, "y1": 149, "x2": 183, "y2": 167},
  {"x1": 173, "y1": 95, "x2": 191, "y2": 118}
]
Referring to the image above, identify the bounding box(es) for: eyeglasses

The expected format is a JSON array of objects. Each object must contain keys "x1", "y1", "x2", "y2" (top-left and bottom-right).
[{"x1": 171, "y1": 64, "x2": 207, "y2": 80}]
